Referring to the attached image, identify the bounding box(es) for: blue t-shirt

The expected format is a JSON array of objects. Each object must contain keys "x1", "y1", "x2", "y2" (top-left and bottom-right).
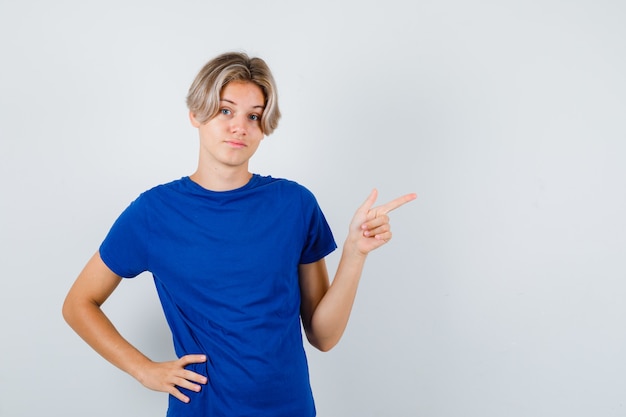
[{"x1": 99, "y1": 175, "x2": 337, "y2": 417}]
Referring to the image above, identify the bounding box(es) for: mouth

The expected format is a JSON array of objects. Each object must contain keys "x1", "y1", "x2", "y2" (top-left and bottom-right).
[{"x1": 225, "y1": 140, "x2": 246, "y2": 148}]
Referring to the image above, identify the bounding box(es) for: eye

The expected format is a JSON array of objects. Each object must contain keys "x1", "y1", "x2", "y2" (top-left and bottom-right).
[
  {"x1": 220, "y1": 108, "x2": 232, "y2": 116},
  {"x1": 249, "y1": 114, "x2": 260, "y2": 121}
]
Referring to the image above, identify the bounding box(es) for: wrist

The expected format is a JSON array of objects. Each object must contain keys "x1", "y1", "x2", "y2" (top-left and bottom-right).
[
  {"x1": 342, "y1": 238, "x2": 368, "y2": 261},
  {"x1": 127, "y1": 355, "x2": 154, "y2": 384}
]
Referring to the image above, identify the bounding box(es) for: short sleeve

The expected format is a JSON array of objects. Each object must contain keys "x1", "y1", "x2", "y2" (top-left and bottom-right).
[
  {"x1": 99, "y1": 195, "x2": 150, "y2": 278},
  {"x1": 298, "y1": 188, "x2": 337, "y2": 264}
]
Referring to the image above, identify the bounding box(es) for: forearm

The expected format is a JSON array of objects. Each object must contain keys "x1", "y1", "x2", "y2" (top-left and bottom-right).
[
  {"x1": 63, "y1": 298, "x2": 151, "y2": 382},
  {"x1": 63, "y1": 252, "x2": 207, "y2": 402},
  {"x1": 306, "y1": 244, "x2": 367, "y2": 351},
  {"x1": 301, "y1": 190, "x2": 416, "y2": 351}
]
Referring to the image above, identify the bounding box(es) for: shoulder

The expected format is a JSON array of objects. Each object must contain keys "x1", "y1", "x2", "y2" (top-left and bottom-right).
[
  {"x1": 134, "y1": 177, "x2": 191, "y2": 201},
  {"x1": 253, "y1": 175, "x2": 318, "y2": 202},
  {"x1": 252, "y1": 174, "x2": 311, "y2": 194},
  {"x1": 114, "y1": 178, "x2": 191, "y2": 218}
]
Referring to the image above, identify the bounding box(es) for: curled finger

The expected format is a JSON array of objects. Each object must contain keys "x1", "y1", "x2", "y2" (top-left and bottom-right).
[
  {"x1": 181, "y1": 368, "x2": 208, "y2": 385},
  {"x1": 174, "y1": 375, "x2": 203, "y2": 393},
  {"x1": 375, "y1": 230, "x2": 393, "y2": 242},
  {"x1": 169, "y1": 386, "x2": 191, "y2": 403}
]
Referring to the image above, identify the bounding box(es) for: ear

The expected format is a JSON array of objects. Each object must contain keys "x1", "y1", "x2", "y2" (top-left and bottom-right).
[{"x1": 189, "y1": 111, "x2": 202, "y2": 128}]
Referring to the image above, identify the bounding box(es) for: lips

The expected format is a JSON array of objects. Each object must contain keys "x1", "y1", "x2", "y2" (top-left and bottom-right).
[{"x1": 225, "y1": 140, "x2": 246, "y2": 148}]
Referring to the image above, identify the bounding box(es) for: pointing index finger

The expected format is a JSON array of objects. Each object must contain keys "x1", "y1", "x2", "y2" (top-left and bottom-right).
[{"x1": 378, "y1": 193, "x2": 417, "y2": 214}]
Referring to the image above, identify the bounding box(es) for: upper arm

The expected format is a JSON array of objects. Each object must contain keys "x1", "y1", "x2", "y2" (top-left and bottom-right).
[
  {"x1": 63, "y1": 251, "x2": 122, "y2": 317},
  {"x1": 298, "y1": 258, "x2": 330, "y2": 332}
]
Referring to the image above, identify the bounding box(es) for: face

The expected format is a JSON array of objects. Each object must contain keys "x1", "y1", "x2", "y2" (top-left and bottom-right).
[{"x1": 190, "y1": 81, "x2": 265, "y2": 172}]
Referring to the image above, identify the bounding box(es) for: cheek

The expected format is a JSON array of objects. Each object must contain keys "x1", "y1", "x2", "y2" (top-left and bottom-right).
[
  {"x1": 249, "y1": 132, "x2": 265, "y2": 148},
  {"x1": 248, "y1": 122, "x2": 264, "y2": 136},
  {"x1": 207, "y1": 121, "x2": 230, "y2": 137}
]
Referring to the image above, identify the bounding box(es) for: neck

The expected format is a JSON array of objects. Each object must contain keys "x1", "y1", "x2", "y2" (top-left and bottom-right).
[{"x1": 189, "y1": 166, "x2": 253, "y2": 192}]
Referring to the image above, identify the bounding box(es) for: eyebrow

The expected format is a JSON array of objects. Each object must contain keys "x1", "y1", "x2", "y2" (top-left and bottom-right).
[{"x1": 221, "y1": 98, "x2": 265, "y2": 110}]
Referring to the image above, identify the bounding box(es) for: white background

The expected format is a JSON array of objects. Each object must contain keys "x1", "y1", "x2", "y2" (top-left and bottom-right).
[{"x1": 1, "y1": 1, "x2": 625, "y2": 416}]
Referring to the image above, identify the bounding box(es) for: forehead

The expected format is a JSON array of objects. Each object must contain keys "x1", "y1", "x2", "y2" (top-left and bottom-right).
[{"x1": 220, "y1": 81, "x2": 265, "y2": 105}]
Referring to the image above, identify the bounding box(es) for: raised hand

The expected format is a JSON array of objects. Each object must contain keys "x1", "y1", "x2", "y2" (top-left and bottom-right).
[
  {"x1": 348, "y1": 189, "x2": 417, "y2": 255},
  {"x1": 136, "y1": 354, "x2": 208, "y2": 403}
]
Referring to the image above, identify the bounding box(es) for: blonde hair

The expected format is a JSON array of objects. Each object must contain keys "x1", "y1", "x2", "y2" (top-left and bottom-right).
[{"x1": 186, "y1": 52, "x2": 281, "y2": 135}]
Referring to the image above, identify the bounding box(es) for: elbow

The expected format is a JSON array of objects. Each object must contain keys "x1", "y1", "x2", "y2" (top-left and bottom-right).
[
  {"x1": 315, "y1": 342, "x2": 336, "y2": 353},
  {"x1": 305, "y1": 332, "x2": 339, "y2": 352},
  {"x1": 303, "y1": 318, "x2": 345, "y2": 352},
  {"x1": 61, "y1": 292, "x2": 85, "y2": 328},
  {"x1": 61, "y1": 295, "x2": 74, "y2": 326}
]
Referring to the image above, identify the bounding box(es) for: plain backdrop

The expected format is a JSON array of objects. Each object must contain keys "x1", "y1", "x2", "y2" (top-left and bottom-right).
[{"x1": 1, "y1": 1, "x2": 625, "y2": 416}]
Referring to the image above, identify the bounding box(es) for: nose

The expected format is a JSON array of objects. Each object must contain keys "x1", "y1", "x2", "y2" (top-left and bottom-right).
[{"x1": 230, "y1": 114, "x2": 247, "y2": 136}]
